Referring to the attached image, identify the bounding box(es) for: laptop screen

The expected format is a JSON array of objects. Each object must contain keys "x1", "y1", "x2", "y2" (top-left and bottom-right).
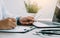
[{"x1": 52, "y1": 0, "x2": 60, "y2": 23}]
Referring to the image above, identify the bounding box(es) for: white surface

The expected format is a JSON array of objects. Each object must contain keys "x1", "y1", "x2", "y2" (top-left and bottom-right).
[
  {"x1": 0, "y1": 20, "x2": 60, "y2": 38},
  {"x1": 33, "y1": 22, "x2": 49, "y2": 27},
  {"x1": 33, "y1": 21, "x2": 60, "y2": 27},
  {"x1": 0, "y1": 26, "x2": 35, "y2": 32},
  {"x1": 0, "y1": 28, "x2": 60, "y2": 38}
]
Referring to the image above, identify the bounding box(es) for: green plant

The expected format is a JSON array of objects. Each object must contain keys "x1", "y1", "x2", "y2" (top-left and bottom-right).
[{"x1": 24, "y1": 1, "x2": 40, "y2": 13}]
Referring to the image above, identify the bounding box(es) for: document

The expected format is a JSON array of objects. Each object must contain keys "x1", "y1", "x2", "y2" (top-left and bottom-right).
[{"x1": 0, "y1": 26, "x2": 35, "y2": 33}]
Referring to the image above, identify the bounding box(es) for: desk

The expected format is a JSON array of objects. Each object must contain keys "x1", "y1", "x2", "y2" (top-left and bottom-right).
[
  {"x1": 0, "y1": 19, "x2": 60, "y2": 38},
  {"x1": 0, "y1": 28, "x2": 60, "y2": 38}
]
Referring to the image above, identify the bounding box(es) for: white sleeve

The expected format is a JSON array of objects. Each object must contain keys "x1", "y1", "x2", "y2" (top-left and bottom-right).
[{"x1": 1, "y1": 0, "x2": 16, "y2": 19}]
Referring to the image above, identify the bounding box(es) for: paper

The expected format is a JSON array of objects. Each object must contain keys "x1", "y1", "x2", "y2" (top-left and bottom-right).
[{"x1": 0, "y1": 26, "x2": 35, "y2": 33}]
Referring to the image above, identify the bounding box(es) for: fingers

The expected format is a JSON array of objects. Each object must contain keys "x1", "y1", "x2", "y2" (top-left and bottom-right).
[
  {"x1": 6, "y1": 18, "x2": 16, "y2": 27},
  {"x1": 20, "y1": 19, "x2": 34, "y2": 24},
  {"x1": 27, "y1": 16, "x2": 34, "y2": 19},
  {"x1": 9, "y1": 20, "x2": 16, "y2": 27},
  {"x1": 20, "y1": 21, "x2": 29, "y2": 25},
  {"x1": 20, "y1": 21, "x2": 34, "y2": 25},
  {"x1": 20, "y1": 16, "x2": 34, "y2": 25},
  {"x1": 21, "y1": 16, "x2": 34, "y2": 21},
  {"x1": 26, "y1": 16, "x2": 34, "y2": 21},
  {"x1": 10, "y1": 18, "x2": 16, "y2": 22},
  {"x1": 8, "y1": 19, "x2": 16, "y2": 29},
  {"x1": 5, "y1": 18, "x2": 16, "y2": 29},
  {"x1": 7, "y1": 18, "x2": 16, "y2": 22},
  {"x1": 0, "y1": 25, "x2": 13, "y2": 30},
  {"x1": 4, "y1": 26, "x2": 13, "y2": 30},
  {"x1": 20, "y1": 16, "x2": 34, "y2": 22},
  {"x1": 29, "y1": 21, "x2": 34, "y2": 24},
  {"x1": 0, "y1": 18, "x2": 16, "y2": 30}
]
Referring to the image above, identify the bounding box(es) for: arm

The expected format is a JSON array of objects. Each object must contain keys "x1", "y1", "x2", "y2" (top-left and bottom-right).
[
  {"x1": 1, "y1": 0, "x2": 16, "y2": 19},
  {"x1": 0, "y1": 0, "x2": 16, "y2": 30}
]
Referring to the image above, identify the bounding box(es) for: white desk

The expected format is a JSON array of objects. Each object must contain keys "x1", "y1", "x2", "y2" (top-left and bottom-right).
[
  {"x1": 0, "y1": 28, "x2": 60, "y2": 38},
  {"x1": 0, "y1": 19, "x2": 60, "y2": 38}
]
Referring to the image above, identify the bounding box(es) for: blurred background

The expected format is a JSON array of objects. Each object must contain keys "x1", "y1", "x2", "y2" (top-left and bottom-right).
[{"x1": 4, "y1": 0, "x2": 58, "y2": 20}]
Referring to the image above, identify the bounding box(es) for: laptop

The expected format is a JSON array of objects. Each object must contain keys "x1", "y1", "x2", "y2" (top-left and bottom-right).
[{"x1": 33, "y1": 2, "x2": 60, "y2": 28}]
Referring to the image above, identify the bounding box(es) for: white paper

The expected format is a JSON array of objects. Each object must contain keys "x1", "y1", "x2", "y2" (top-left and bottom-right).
[{"x1": 0, "y1": 26, "x2": 35, "y2": 32}]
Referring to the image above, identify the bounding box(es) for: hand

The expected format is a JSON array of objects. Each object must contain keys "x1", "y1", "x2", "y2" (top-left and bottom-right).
[
  {"x1": 0, "y1": 18, "x2": 16, "y2": 30},
  {"x1": 19, "y1": 16, "x2": 34, "y2": 25}
]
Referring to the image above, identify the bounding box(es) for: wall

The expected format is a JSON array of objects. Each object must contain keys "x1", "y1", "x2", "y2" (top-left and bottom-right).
[{"x1": 4, "y1": 0, "x2": 58, "y2": 19}]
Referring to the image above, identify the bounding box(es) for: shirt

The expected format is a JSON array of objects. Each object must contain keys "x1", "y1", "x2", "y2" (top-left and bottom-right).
[{"x1": 0, "y1": 0, "x2": 28, "y2": 25}]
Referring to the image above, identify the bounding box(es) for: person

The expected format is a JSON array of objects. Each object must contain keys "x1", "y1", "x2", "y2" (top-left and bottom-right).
[{"x1": 0, "y1": 0, "x2": 34, "y2": 30}]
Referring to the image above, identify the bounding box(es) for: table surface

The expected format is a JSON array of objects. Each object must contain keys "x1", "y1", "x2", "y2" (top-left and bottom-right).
[
  {"x1": 0, "y1": 19, "x2": 60, "y2": 38},
  {"x1": 0, "y1": 28, "x2": 60, "y2": 38}
]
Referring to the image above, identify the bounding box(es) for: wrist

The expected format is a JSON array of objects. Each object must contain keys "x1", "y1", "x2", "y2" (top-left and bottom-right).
[{"x1": 16, "y1": 17, "x2": 22, "y2": 25}]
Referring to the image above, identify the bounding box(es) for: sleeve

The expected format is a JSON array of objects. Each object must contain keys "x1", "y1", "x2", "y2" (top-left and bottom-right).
[
  {"x1": 1, "y1": 0, "x2": 16, "y2": 19},
  {"x1": 1, "y1": 0, "x2": 22, "y2": 25},
  {"x1": 16, "y1": 17, "x2": 22, "y2": 25}
]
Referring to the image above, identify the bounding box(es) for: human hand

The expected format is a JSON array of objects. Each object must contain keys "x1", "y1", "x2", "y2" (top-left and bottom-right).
[
  {"x1": 19, "y1": 16, "x2": 34, "y2": 25},
  {"x1": 0, "y1": 18, "x2": 16, "y2": 30}
]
